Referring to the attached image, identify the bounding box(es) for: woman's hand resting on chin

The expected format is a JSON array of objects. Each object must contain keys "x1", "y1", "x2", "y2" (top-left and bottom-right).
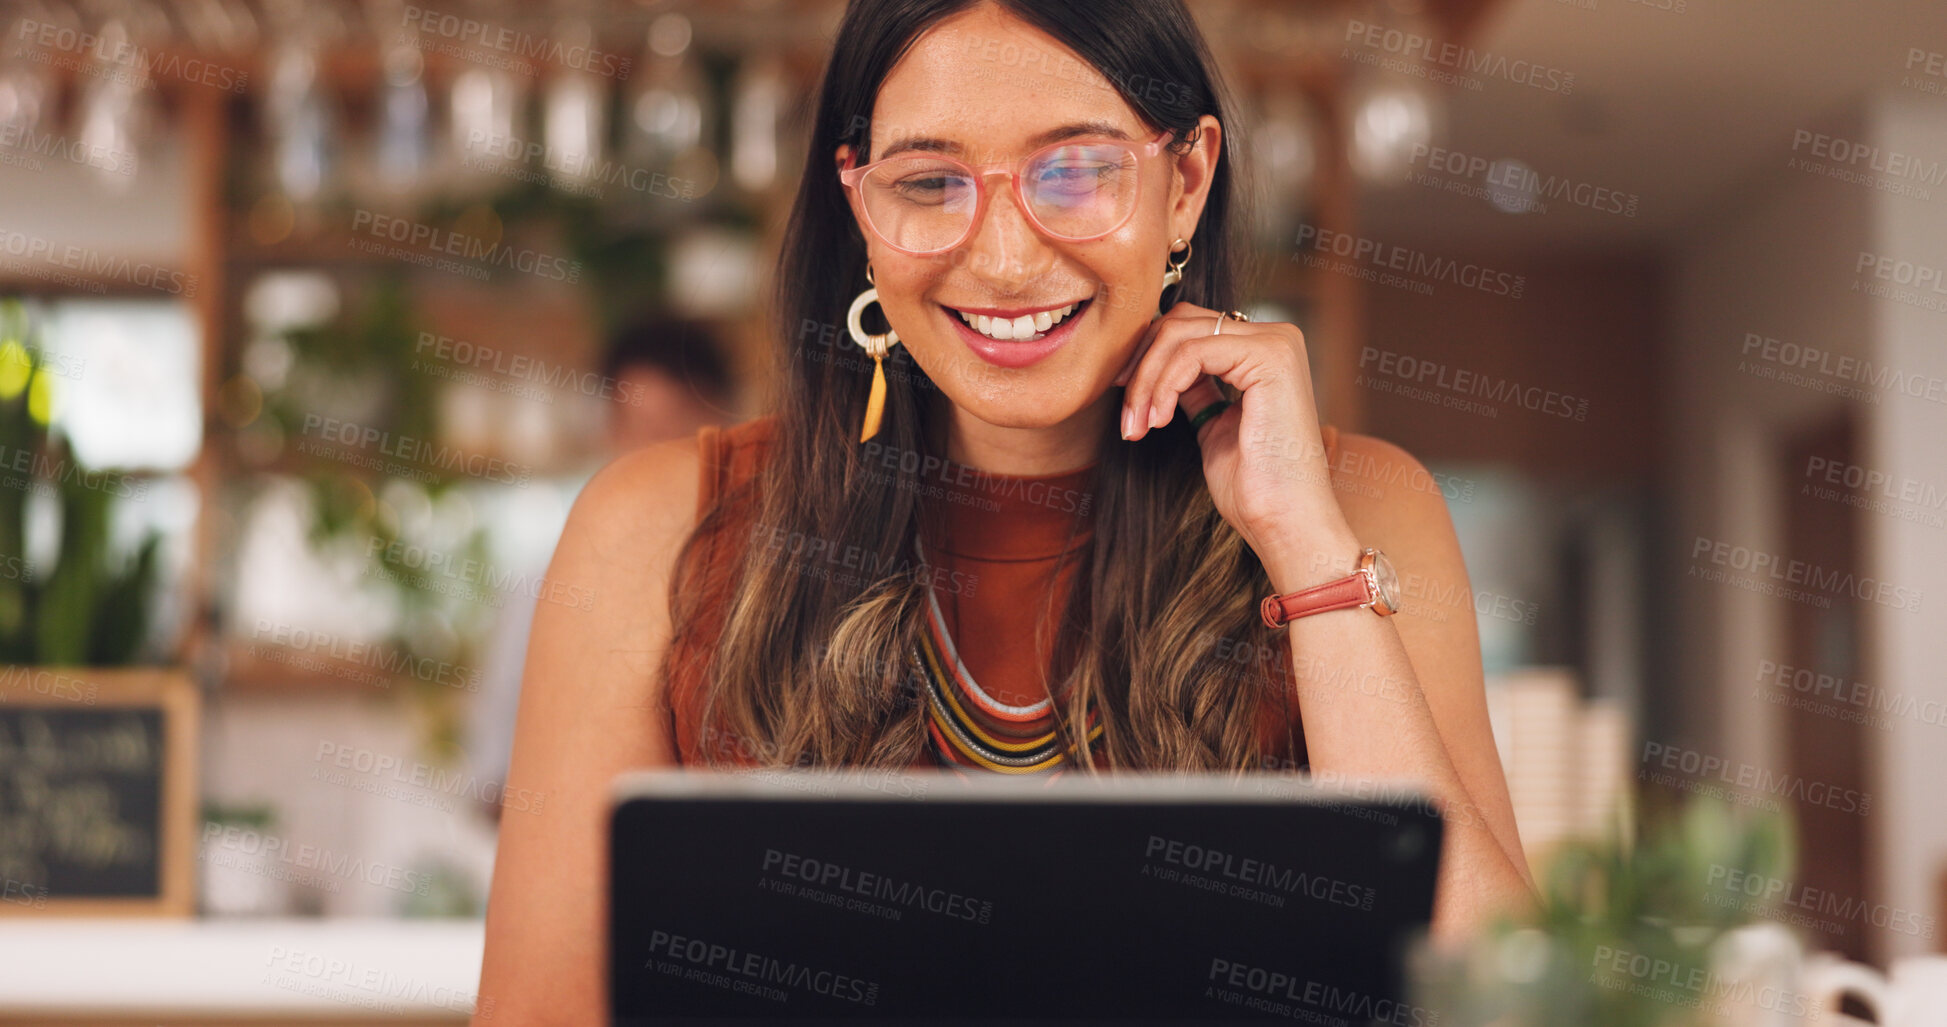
[{"x1": 1114, "y1": 301, "x2": 1357, "y2": 585}]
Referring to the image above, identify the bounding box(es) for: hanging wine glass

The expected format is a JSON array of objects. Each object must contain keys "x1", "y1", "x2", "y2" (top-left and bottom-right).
[
  {"x1": 0, "y1": 62, "x2": 52, "y2": 139},
  {"x1": 1346, "y1": 74, "x2": 1437, "y2": 184},
  {"x1": 114, "y1": 0, "x2": 175, "y2": 45},
  {"x1": 449, "y1": 64, "x2": 528, "y2": 184},
  {"x1": 374, "y1": 27, "x2": 431, "y2": 197},
  {"x1": 1342, "y1": 2, "x2": 1440, "y2": 185},
  {"x1": 264, "y1": 38, "x2": 335, "y2": 203},
  {"x1": 623, "y1": 12, "x2": 708, "y2": 167},
  {"x1": 172, "y1": 0, "x2": 260, "y2": 55},
  {"x1": 728, "y1": 52, "x2": 785, "y2": 194},
  {"x1": 71, "y1": 18, "x2": 156, "y2": 191},
  {"x1": 541, "y1": 16, "x2": 605, "y2": 194},
  {"x1": 1248, "y1": 84, "x2": 1317, "y2": 246},
  {"x1": 1, "y1": 2, "x2": 70, "y2": 140}
]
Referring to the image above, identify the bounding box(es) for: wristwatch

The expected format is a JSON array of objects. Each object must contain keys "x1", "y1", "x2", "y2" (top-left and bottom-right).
[{"x1": 1260, "y1": 548, "x2": 1400, "y2": 628}]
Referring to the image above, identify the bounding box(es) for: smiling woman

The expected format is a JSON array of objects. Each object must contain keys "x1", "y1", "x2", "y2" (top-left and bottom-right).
[{"x1": 475, "y1": 1, "x2": 1533, "y2": 1021}]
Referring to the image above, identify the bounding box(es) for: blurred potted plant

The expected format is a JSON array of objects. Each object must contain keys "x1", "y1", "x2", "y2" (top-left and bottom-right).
[
  {"x1": 0, "y1": 299, "x2": 163, "y2": 665},
  {"x1": 236, "y1": 277, "x2": 492, "y2": 764},
  {"x1": 1411, "y1": 794, "x2": 1797, "y2": 1027},
  {"x1": 197, "y1": 800, "x2": 285, "y2": 917}
]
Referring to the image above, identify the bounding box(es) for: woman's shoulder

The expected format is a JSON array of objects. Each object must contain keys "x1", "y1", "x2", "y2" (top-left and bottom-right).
[
  {"x1": 555, "y1": 416, "x2": 776, "y2": 592},
  {"x1": 1323, "y1": 426, "x2": 1448, "y2": 498},
  {"x1": 570, "y1": 415, "x2": 777, "y2": 532},
  {"x1": 1319, "y1": 427, "x2": 1461, "y2": 573},
  {"x1": 1323, "y1": 428, "x2": 1442, "y2": 506}
]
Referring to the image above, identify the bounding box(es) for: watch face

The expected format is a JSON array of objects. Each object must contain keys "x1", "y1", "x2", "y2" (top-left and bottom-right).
[{"x1": 1370, "y1": 550, "x2": 1400, "y2": 611}]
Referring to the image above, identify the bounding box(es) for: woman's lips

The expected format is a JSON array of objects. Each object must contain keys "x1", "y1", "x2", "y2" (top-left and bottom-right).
[{"x1": 942, "y1": 298, "x2": 1092, "y2": 370}]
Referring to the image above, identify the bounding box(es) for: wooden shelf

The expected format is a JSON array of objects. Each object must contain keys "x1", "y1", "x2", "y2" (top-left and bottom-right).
[{"x1": 219, "y1": 638, "x2": 479, "y2": 697}]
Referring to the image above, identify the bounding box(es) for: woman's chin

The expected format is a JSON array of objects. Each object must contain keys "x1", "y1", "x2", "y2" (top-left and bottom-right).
[
  {"x1": 914, "y1": 350, "x2": 1115, "y2": 432},
  {"x1": 942, "y1": 389, "x2": 1107, "y2": 433}
]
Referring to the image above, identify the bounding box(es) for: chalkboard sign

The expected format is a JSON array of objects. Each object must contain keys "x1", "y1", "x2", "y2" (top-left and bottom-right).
[{"x1": 0, "y1": 667, "x2": 198, "y2": 916}]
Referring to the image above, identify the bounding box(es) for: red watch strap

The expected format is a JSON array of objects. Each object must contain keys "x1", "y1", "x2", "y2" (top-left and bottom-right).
[{"x1": 1260, "y1": 572, "x2": 1372, "y2": 628}]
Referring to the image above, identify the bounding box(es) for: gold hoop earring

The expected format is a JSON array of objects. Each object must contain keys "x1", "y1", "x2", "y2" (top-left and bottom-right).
[
  {"x1": 1162, "y1": 238, "x2": 1191, "y2": 289},
  {"x1": 847, "y1": 262, "x2": 900, "y2": 443}
]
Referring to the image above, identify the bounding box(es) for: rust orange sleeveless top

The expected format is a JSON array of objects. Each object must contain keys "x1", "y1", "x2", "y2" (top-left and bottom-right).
[{"x1": 663, "y1": 416, "x2": 1339, "y2": 770}]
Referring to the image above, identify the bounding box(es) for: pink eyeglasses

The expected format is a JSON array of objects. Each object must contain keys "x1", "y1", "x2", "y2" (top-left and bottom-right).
[{"x1": 839, "y1": 129, "x2": 1176, "y2": 255}]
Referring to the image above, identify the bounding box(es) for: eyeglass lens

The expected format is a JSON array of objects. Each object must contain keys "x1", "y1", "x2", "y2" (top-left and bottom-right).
[{"x1": 858, "y1": 143, "x2": 1140, "y2": 252}]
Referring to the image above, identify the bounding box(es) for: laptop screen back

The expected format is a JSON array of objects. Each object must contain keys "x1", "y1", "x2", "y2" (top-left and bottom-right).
[{"x1": 610, "y1": 769, "x2": 1442, "y2": 1025}]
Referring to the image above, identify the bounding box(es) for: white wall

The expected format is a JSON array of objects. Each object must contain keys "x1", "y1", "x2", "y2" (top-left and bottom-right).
[
  {"x1": 1666, "y1": 98, "x2": 1878, "y2": 771},
  {"x1": 1865, "y1": 90, "x2": 1947, "y2": 960},
  {"x1": 1669, "y1": 89, "x2": 1947, "y2": 960}
]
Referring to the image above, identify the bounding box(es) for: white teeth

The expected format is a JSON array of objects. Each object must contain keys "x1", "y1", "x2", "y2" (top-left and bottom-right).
[{"x1": 954, "y1": 301, "x2": 1082, "y2": 342}]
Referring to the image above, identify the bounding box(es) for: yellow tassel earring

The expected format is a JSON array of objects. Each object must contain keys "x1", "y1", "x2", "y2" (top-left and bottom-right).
[{"x1": 846, "y1": 262, "x2": 900, "y2": 443}]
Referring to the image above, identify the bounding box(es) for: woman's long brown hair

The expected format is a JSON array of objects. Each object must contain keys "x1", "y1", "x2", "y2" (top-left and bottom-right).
[{"x1": 664, "y1": 0, "x2": 1300, "y2": 772}]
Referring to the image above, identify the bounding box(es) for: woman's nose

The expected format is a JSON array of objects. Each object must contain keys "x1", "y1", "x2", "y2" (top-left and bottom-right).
[{"x1": 957, "y1": 171, "x2": 1055, "y2": 292}]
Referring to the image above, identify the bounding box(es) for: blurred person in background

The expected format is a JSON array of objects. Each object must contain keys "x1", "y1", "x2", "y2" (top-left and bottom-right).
[
  {"x1": 595, "y1": 316, "x2": 740, "y2": 455},
  {"x1": 464, "y1": 314, "x2": 735, "y2": 819}
]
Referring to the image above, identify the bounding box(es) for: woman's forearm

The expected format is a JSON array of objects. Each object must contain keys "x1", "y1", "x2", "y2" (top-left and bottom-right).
[{"x1": 1261, "y1": 530, "x2": 1534, "y2": 937}]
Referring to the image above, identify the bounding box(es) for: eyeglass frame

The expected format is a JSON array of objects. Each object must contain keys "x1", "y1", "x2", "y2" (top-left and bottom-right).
[{"x1": 838, "y1": 128, "x2": 1179, "y2": 256}]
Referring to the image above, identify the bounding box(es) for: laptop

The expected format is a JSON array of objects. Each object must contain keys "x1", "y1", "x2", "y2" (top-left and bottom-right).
[{"x1": 610, "y1": 768, "x2": 1443, "y2": 1026}]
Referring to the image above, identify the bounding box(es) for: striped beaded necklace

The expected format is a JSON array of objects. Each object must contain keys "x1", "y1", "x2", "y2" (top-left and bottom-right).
[{"x1": 911, "y1": 535, "x2": 1102, "y2": 774}]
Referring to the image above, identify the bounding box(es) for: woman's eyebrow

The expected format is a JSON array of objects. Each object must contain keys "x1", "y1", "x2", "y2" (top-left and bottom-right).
[{"x1": 876, "y1": 119, "x2": 1134, "y2": 159}]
